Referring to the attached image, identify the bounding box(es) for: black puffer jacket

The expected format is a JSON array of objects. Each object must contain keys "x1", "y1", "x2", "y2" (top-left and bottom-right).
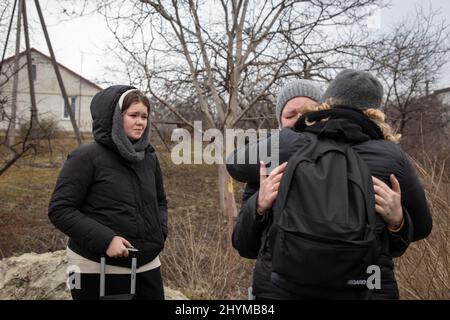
[
  {"x1": 227, "y1": 118, "x2": 432, "y2": 299},
  {"x1": 48, "y1": 85, "x2": 168, "y2": 268}
]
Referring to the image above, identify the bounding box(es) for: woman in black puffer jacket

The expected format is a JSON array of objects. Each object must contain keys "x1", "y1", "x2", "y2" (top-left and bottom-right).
[
  {"x1": 227, "y1": 70, "x2": 432, "y2": 300},
  {"x1": 48, "y1": 85, "x2": 168, "y2": 300}
]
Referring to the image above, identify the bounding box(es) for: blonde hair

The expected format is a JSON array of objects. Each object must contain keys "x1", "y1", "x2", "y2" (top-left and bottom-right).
[
  {"x1": 297, "y1": 103, "x2": 401, "y2": 143},
  {"x1": 363, "y1": 108, "x2": 401, "y2": 143}
]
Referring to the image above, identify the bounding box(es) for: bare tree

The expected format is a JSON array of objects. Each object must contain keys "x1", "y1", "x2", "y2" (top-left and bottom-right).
[
  {"x1": 0, "y1": 0, "x2": 12, "y2": 31},
  {"x1": 362, "y1": 7, "x2": 450, "y2": 137},
  {"x1": 0, "y1": 0, "x2": 36, "y2": 176},
  {"x1": 89, "y1": 0, "x2": 382, "y2": 211}
]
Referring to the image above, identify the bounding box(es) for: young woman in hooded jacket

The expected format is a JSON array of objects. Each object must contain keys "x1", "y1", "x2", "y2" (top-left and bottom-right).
[
  {"x1": 227, "y1": 70, "x2": 432, "y2": 299},
  {"x1": 48, "y1": 85, "x2": 168, "y2": 300}
]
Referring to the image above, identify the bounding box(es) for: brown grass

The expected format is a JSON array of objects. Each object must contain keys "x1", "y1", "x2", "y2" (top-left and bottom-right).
[
  {"x1": 0, "y1": 141, "x2": 72, "y2": 258},
  {"x1": 395, "y1": 156, "x2": 450, "y2": 299},
  {"x1": 160, "y1": 210, "x2": 254, "y2": 299},
  {"x1": 156, "y1": 148, "x2": 254, "y2": 299}
]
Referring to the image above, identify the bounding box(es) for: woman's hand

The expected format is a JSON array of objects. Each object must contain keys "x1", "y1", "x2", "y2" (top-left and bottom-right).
[
  {"x1": 257, "y1": 161, "x2": 287, "y2": 215},
  {"x1": 106, "y1": 236, "x2": 133, "y2": 258},
  {"x1": 373, "y1": 175, "x2": 403, "y2": 230}
]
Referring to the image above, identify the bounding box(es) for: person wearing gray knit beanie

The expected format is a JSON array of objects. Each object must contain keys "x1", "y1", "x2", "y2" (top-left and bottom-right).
[
  {"x1": 275, "y1": 79, "x2": 322, "y2": 128},
  {"x1": 321, "y1": 69, "x2": 384, "y2": 109},
  {"x1": 275, "y1": 79, "x2": 323, "y2": 128}
]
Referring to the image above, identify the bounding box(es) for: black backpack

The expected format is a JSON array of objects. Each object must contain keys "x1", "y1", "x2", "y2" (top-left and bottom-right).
[{"x1": 268, "y1": 133, "x2": 378, "y2": 298}]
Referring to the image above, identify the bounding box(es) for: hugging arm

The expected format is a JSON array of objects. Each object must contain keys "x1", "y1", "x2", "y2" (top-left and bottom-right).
[{"x1": 232, "y1": 183, "x2": 271, "y2": 259}]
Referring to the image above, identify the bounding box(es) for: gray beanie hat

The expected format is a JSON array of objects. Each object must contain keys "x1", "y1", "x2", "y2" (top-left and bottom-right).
[
  {"x1": 275, "y1": 79, "x2": 323, "y2": 126},
  {"x1": 321, "y1": 69, "x2": 384, "y2": 109}
]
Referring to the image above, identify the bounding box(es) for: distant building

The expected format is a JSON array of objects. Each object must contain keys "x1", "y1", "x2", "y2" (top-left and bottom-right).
[
  {"x1": 434, "y1": 87, "x2": 450, "y2": 104},
  {"x1": 0, "y1": 48, "x2": 102, "y2": 133},
  {"x1": 433, "y1": 87, "x2": 450, "y2": 125}
]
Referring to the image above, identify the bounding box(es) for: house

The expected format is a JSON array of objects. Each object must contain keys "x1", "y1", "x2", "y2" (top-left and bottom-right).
[
  {"x1": 434, "y1": 87, "x2": 450, "y2": 104},
  {"x1": 0, "y1": 48, "x2": 102, "y2": 133},
  {"x1": 433, "y1": 87, "x2": 450, "y2": 124}
]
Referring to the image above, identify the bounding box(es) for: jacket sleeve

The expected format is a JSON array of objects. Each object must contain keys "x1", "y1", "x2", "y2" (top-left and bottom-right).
[
  {"x1": 154, "y1": 155, "x2": 168, "y2": 241},
  {"x1": 398, "y1": 152, "x2": 432, "y2": 242},
  {"x1": 48, "y1": 148, "x2": 116, "y2": 254},
  {"x1": 226, "y1": 137, "x2": 267, "y2": 183},
  {"x1": 232, "y1": 183, "x2": 271, "y2": 259},
  {"x1": 387, "y1": 206, "x2": 414, "y2": 257},
  {"x1": 226, "y1": 129, "x2": 309, "y2": 183}
]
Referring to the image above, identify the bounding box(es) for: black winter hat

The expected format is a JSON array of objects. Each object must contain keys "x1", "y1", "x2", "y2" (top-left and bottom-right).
[{"x1": 321, "y1": 69, "x2": 384, "y2": 109}]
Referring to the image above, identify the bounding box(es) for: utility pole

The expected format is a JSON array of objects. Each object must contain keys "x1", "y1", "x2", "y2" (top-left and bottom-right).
[{"x1": 34, "y1": 0, "x2": 82, "y2": 145}]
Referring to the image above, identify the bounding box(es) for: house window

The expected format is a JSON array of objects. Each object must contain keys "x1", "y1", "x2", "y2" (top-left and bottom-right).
[
  {"x1": 31, "y1": 64, "x2": 36, "y2": 81},
  {"x1": 63, "y1": 96, "x2": 77, "y2": 120}
]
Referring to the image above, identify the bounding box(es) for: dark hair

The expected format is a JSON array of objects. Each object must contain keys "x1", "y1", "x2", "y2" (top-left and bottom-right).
[{"x1": 121, "y1": 90, "x2": 151, "y2": 113}]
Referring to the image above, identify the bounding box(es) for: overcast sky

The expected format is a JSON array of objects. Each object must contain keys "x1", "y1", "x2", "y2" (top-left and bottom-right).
[{"x1": 19, "y1": 0, "x2": 450, "y2": 90}]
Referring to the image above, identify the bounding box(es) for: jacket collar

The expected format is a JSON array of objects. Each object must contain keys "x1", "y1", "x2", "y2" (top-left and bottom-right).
[{"x1": 294, "y1": 106, "x2": 384, "y2": 143}]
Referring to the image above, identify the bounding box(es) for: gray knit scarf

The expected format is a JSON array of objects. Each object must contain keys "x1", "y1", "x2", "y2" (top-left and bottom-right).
[{"x1": 111, "y1": 103, "x2": 150, "y2": 163}]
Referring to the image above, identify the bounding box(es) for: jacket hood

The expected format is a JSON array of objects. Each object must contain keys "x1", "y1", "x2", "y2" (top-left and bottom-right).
[
  {"x1": 294, "y1": 106, "x2": 383, "y2": 142},
  {"x1": 90, "y1": 85, "x2": 137, "y2": 147}
]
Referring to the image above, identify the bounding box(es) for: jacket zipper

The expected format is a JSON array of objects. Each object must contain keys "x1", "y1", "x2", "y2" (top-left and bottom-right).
[{"x1": 126, "y1": 165, "x2": 145, "y2": 239}]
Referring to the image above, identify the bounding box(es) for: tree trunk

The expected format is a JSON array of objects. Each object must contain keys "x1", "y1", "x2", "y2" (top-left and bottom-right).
[
  {"x1": 217, "y1": 130, "x2": 238, "y2": 220},
  {"x1": 218, "y1": 163, "x2": 237, "y2": 217},
  {"x1": 217, "y1": 163, "x2": 237, "y2": 256}
]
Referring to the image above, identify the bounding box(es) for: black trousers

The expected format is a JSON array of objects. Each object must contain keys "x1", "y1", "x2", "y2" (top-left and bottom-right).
[{"x1": 70, "y1": 267, "x2": 164, "y2": 300}]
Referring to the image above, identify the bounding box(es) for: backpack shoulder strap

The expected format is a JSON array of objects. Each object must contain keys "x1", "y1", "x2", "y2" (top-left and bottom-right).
[{"x1": 343, "y1": 142, "x2": 377, "y2": 229}]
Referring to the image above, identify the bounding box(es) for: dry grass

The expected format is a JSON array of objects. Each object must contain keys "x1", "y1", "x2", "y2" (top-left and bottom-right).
[
  {"x1": 395, "y1": 155, "x2": 450, "y2": 299},
  {"x1": 160, "y1": 210, "x2": 254, "y2": 299},
  {"x1": 0, "y1": 144, "x2": 71, "y2": 258},
  {"x1": 156, "y1": 148, "x2": 254, "y2": 299}
]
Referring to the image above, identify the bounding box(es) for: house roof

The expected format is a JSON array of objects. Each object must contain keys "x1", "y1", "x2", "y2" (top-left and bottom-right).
[
  {"x1": 433, "y1": 87, "x2": 450, "y2": 96},
  {"x1": 1, "y1": 47, "x2": 103, "y2": 91}
]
